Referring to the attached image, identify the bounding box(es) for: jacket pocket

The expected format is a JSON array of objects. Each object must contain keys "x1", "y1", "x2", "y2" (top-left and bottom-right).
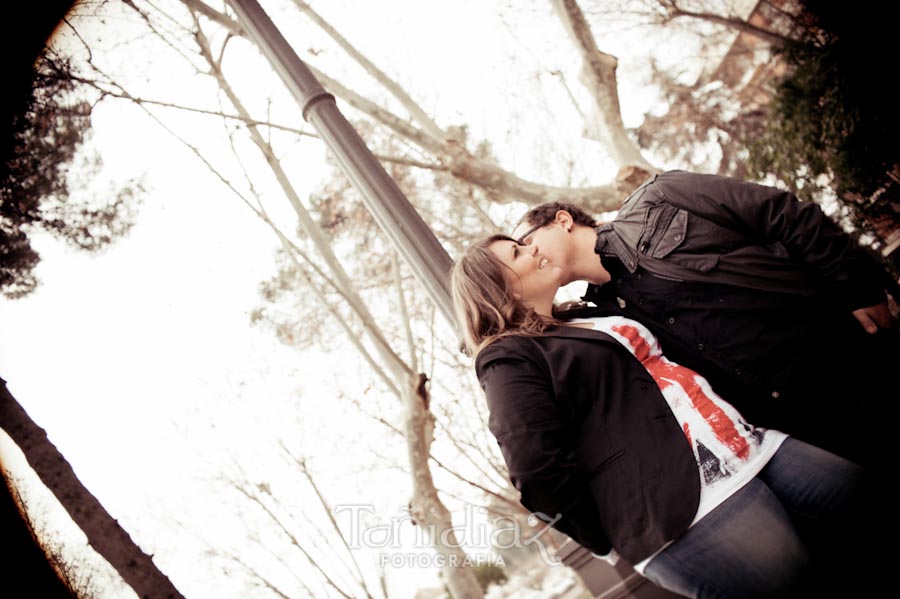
[
  {"x1": 641, "y1": 206, "x2": 724, "y2": 273},
  {"x1": 648, "y1": 207, "x2": 687, "y2": 259},
  {"x1": 637, "y1": 204, "x2": 687, "y2": 259},
  {"x1": 666, "y1": 252, "x2": 720, "y2": 272}
]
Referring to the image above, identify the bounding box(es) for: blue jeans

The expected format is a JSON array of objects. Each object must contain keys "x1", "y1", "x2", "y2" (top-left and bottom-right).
[{"x1": 642, "y1": 437, "x2": 864, "y2": 599}]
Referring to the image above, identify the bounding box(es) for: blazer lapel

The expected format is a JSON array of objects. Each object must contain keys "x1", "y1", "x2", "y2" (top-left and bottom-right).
[{"x1": 542, "y1": 323, "x2": 622, "y2": 346}]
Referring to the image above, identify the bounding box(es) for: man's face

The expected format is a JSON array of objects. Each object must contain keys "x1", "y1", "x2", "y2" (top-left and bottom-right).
[{"x1": 511, "y1": 212, "x2": 577, "y2": 284}]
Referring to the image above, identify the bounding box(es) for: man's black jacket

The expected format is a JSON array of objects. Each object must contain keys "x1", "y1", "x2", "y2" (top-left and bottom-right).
[
  {"x1": 592, "y1": 170, "x2": 885, "y2": 309},
  {"x1": 586, "y1": 170, "x2": 895, "y2": 461}
]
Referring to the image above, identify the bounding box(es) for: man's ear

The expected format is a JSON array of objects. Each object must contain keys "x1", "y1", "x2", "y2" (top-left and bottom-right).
[{"x1": 555, "y1": 210, "x2": 574, "y2": 230}]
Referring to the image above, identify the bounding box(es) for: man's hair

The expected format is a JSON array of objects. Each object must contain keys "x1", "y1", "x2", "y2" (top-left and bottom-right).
[
  {"x1": 518, "y1": 202, "x2": 598, "y2": 229},
  {"x1": 450, "y1": 234, "x2": 559, "y2": 355}
]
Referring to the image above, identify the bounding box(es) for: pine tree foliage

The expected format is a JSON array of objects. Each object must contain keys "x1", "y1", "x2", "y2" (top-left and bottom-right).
[
  {"x1": 0, "y1": 50, "x2": 143, "y2": 299},
  {"x1": 746, "y1": 1, "x2": 898, "y2": 199}
]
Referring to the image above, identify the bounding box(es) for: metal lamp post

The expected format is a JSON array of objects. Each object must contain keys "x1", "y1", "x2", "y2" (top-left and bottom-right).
[{"x1": 226, "y1": 0, "x2": 456, "y2": 331}]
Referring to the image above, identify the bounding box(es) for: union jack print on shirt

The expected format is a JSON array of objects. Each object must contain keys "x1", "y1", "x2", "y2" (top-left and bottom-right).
[
  {"x1": 569, "y1": 315, "x2": 789, "y2": 574},
  {"x1": 579, "y1": 316, "x2": 779, "y2": 490}
]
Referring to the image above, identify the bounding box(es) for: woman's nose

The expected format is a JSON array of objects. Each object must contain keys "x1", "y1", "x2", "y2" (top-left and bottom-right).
[{"x1": 527, "y1": 244, "x2": 538, "y2": 256}]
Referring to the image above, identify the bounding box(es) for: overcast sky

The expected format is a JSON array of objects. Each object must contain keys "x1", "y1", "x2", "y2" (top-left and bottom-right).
[{"x1": 0, "y1": 1, "x2": 749, "y2": 597}]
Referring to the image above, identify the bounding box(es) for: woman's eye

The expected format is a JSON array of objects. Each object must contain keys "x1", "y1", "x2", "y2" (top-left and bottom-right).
[{"x1": 513, "y1": 247, "x2": 519, "y2": 258}]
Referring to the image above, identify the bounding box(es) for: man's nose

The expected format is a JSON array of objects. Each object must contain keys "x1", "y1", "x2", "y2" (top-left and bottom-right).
[{"x1": 527, "y1": 245, "x2": 538, "y2": 256}]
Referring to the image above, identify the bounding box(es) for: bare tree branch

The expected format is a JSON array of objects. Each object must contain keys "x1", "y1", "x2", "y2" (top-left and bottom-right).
[
  {"x1": 178, "y1": 0, "x2": 626, "y2": 209},
  {"x1": 391, "y1": 250, "x2": 419, "y2": 372},
  {"x1": 291, "y1": 0, "x2": 446, "y2": 142},
  {"x1": 180, "y1": 0, "x2": 245, "y2": 36},
  {"x1": 550, "y1": 0, "x2": 656, "y2": 173},
  {"x1": 226, "y1": 469, "x2": 359, "y2": 599},
  {"x1": 193, "y1": 22, "x2": 413, "y2": 382},
  {"x1": 655, "y1": 0, "x2": 800, "y2": 45},
  {"x1": 278, "y1": 440, "x2": 380, "y2": 599},
  {"x1": 67, "y1": 74, "x2": 318, "y2": 137},
  {"x1": 372, "y1": 153, "x2": 446, "y2": 172}
]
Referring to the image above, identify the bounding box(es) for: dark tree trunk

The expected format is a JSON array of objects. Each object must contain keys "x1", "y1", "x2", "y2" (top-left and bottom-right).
[{"x1": 0, "y1": 378, "x2": 186, "y2": 599}]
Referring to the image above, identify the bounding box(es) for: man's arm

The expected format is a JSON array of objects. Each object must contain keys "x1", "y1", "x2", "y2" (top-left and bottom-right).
[
  {"x1": 657, "y1": 171, "x2": 889, "y2": 328},
  {"x1": 476, "y1": 341, "x2": 613, "y2": 556}
]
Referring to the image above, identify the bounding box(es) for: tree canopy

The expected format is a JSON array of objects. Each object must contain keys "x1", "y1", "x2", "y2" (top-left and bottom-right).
[{"x1": 0, "y1": 51, "x2": 143, "y2": 299}]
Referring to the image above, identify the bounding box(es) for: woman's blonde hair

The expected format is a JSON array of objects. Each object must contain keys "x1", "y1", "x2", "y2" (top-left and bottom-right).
[{"x1": 450, "y1": 234, "x2": 559, "y2": 356}]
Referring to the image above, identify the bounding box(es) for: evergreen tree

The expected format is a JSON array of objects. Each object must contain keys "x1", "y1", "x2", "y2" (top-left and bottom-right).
[
  {"x1": 0, "y1": 51, "x2": 143, "y2": 299},
  {"x1": 747, "y1": 1, "x2": 899, "y2": 207}
]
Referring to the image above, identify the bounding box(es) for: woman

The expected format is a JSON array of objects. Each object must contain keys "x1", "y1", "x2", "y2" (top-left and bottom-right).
[{"x1": 451, "y1": 234, "x2": 864, "y2": 599}]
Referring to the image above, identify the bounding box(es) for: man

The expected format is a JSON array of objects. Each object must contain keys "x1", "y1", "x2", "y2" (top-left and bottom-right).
[{"x1": 513, "y1": 170, "x2": 898, "y2": 465}]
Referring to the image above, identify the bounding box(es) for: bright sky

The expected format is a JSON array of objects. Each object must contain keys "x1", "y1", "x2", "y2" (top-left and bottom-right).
[{"x1": 0, "y1": 1, "x2": 749, "y2": 598}]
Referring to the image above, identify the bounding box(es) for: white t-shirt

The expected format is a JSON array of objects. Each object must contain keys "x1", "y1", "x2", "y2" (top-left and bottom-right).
[{"x1": 568, "y1": 316, "x2": 788, "y2": 573}]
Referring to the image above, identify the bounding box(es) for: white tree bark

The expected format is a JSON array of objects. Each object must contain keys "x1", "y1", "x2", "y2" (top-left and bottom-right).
[
  {"x1": 185, "y1": 0, "x2": 625, "y2": 210},
  {"x1": 195, "y1": 28, "x2": 411, "y2": 383},
  {"x1": 550, "y1": 0, "x2": 657, "y2": 176},
  {"x1": 190, "y1": 17, "x2": 487, "y2": 598}
]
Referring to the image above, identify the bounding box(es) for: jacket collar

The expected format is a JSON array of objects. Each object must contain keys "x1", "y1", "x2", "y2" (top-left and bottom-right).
[
  {"x1": 540, "y1": 323, "x2": 622, "y2": 345},
  {"x1": 595, "y1": 224, "x2": 639, "y2": 273}
]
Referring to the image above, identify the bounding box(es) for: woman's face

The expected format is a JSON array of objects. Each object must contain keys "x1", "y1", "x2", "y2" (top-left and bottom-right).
[{"x1": 488, "y1": 239, "x2": 564, "y2": 315}]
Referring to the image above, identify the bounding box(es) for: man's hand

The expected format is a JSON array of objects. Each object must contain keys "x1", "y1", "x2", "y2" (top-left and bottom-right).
[{"x1": 852, "y1": 303, "x2": 893, "y2": 333}]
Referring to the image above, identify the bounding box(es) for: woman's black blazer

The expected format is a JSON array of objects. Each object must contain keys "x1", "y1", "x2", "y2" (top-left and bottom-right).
[{"x1": 475, "y1": 324, "x2": 700, "y2": 564}]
